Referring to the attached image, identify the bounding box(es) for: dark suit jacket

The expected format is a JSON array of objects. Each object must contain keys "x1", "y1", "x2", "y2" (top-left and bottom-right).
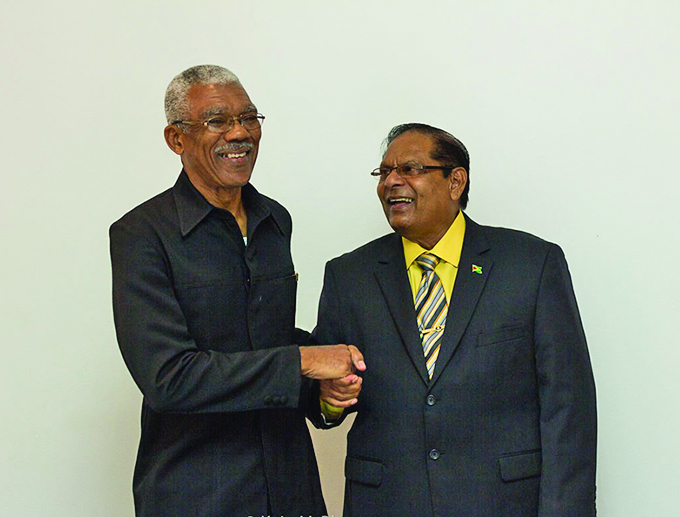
[
  {"x1": 110, "y1": 172, "x2": 326, "y2": 516},
  {"x1": 311, "y1": 214, "x2": 596, "y2": 517}
]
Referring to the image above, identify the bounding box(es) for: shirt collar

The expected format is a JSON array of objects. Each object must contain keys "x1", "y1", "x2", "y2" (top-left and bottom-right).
[
  {"x1": 172, "y1": 170, "x2": 272, "y2": 237},
  {"x1": 403, "y1": 210, "x2": 466, "y2": 269}
]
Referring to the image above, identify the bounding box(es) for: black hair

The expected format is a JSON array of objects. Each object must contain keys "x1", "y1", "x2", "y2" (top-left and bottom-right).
[{"x1": 384, "y1": 123, "x2": 470, "y2": 209}]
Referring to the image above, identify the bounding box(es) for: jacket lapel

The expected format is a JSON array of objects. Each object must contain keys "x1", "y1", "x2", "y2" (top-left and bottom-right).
[
  {"x1": 430, "y1": 215, "x2": 492, "y2": 386},
  {"x1": 373, "y1": 234, "x2": 431, "y2": 387}
]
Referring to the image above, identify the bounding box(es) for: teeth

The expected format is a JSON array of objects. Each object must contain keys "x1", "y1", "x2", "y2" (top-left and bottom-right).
[
  {"x1": 390, "y1": 197, "x2": 413, "y2": 204},
  {"x1": 217, "y1": 151, "x2": 247, "y2": 158}
]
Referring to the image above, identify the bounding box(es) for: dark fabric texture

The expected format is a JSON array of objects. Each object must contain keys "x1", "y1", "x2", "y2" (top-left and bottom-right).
[
  {"x1": 110, "y1": 171, "x2": 325, "y2": 517},
  {"x1": 310, "y1": 214, "x2": 597, "y2": 517}
]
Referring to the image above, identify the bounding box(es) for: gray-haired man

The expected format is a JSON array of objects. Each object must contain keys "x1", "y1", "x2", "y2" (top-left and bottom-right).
[{"x1": 110, "y1": 65, "x2": 364, "y2": 516}]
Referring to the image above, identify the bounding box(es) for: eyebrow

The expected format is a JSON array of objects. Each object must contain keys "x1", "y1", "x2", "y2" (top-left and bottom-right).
[
  {"x1": 200, "y1": 104, "x2": 258, "y2": 119},
  {"x1": 378, "y1": 160, "x2": 421, "y2": 168}
]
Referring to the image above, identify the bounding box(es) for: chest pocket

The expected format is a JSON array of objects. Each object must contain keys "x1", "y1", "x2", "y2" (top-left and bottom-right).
[
  {"x1": 477, "y1": 324, "x2": 529, "y2": 347},
  {"x1": 247, "y1": 272, "x2": 297, "y2": 350},
  {"x1": 176, "y1": 279, "x2": 248, "y2": 352}
]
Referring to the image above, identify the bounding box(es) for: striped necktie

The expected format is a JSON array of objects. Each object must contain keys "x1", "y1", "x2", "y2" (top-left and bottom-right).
[{"x1": 415, "y1": 253, "x2": 448, "y2": 379}]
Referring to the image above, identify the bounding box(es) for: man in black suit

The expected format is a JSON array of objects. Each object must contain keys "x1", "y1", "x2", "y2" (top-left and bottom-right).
[
  {"x1": 312, "y1": 123, "x2": 597, "y2": 516},
  {"x1": 110, "y1": 64, "x2": 364, "y2": 517}
]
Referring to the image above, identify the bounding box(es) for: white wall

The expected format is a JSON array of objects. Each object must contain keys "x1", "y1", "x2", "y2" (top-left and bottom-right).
[{"x1": 1, "y1": 1, "x2": 678, "y2": 515}]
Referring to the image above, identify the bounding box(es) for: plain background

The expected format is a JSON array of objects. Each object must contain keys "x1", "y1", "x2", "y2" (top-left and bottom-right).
[{"x1": 1, "y1": 1, "x2": 679, "y2": 515}]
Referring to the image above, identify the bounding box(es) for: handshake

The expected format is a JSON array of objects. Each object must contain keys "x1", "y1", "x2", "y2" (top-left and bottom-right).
[{"x1": 299, "y1": 344, "x2": 366, "y2": 409}]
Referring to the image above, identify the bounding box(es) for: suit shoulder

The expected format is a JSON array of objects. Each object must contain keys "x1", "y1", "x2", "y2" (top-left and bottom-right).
[
  {"x1": 469, "y1": 221, "x2": 570, "y2": 282},
  {"x1": 476, "y1": 222, "x2": 559, "y2": 256},
  {"x1": 327, "y1": 233, "x2": 398, "y2": 267}
]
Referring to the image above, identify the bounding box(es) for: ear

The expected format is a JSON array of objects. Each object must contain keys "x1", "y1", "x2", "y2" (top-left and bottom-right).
[
  {"x1": 448, "y1": 167, "x2": 468, "y2": 202},
  {"x1": 164, "y1": 124, "x2": 185, "y2": 155}
]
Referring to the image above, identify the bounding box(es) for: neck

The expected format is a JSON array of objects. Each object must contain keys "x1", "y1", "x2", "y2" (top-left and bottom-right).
[
  {"x1": 408, "y1": 231, "x2": 446, "y2": 251},
  {"x1": 186, "y1": 173, "x2": 248, "y2": 236},
  {"x1": 204, "y1": 186, "x2": 243, "y2": 213},
  {"x1": 401, "y1": 210, "x2": 460, "y2": 250}
]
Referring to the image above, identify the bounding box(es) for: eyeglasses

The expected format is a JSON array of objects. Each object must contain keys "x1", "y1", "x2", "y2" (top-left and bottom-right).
[
  {"x1": 173, "y1": 113, "x2": 265, "y2": 133},
  {"x1": 370, "y1": 164, "x2": 454, "y2": 180}
]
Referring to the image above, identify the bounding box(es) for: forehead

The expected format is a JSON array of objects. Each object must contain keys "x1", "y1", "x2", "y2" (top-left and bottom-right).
[
  {"x1": 382, "y1": 132, "x2": 436, "y2": 165},
  {"x1": 186, "y1": 82, "x2": 256, "y2": 118}
]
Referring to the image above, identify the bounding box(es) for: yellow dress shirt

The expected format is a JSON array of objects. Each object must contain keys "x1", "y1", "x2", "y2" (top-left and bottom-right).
[
  {"x1": 403, "y1": 210, "x2": 466, "y2": 302},
  {"x1": 320, "y1": 211, "x2": 466, "y2": 421}
]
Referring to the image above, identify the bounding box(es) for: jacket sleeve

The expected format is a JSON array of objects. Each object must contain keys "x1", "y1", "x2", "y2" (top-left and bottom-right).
[
  {"x1": 110, "y1": 221, "x2": 304, "y2": 414},
  {"x1": 306, "y1": 260, "x2": 357, "y2": 429},
  {"x1": 535, "y1": 244, "x2": 597, "y2": 516}
]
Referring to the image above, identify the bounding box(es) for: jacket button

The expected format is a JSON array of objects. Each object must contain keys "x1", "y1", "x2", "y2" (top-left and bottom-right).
[
  {"x1": 426, "y1": 394, "x2": 436, "y2": 406},
  {"x1": 264, "y1": 395, "x2": 272, "y2": 405},
  {"x1": 429, "y1": 449, "x2": 440, "y2": 461}
]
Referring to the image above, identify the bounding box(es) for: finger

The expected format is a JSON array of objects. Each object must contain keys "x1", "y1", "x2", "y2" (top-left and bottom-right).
[
  {"x1": 327, "y1": 383, "x2": 359, "y2": 396},
  {"x1": 325, "y1": 380, "x2": 361, "y2": 397},
  {"x1": 332, "y1": 374, "x2": 359, "y2": 387},
  {"x1": 322, "y1": 396, "x2": 358, "y2": 408},
  {"x1": 348, "y1": 345, "x2": 367, "y2": 371},
  {"x1": 330, "y1": 377, "x2": 361, "y2": 393},
  {"x1": 331, "y1": 378, "x2": 362, "y2": 398},
  {"x1": 327, "y1": 388, "x2": 361, "y2": 400},
  {"x1": 336, "y1": 383, "x2": 362, "y2": 398}
]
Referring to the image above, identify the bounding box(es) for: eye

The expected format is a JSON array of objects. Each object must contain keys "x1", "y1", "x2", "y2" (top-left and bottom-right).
[
  {"x1": 240, "y1": 114, "x2": 261, "y2": 128},
  {"x1": 399, "y1": 165, "x2": 417, "y2": 176},
  {"x1": 208, "y1": 117, "x2": 227, "y2": 125}
]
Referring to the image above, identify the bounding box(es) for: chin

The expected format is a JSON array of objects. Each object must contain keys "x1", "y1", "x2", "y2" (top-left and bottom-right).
[
  {"x1": 387, "y1": 220, "x2": 409, "y2": 236},
  {"x1": 218, "y1": 169, "x2": 252, "y2": 187},
  {"x1": 386, "y1": 211, "x2": 408, "y2": 227}
]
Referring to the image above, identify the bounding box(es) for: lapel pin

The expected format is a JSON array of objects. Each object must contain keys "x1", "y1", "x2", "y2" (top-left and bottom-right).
[{"x1": 472, "y1": 264, "x2": 483, "y2": 275}]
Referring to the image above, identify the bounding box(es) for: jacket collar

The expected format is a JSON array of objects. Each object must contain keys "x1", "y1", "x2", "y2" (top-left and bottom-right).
[
  {"x1": 374, "y1": 213, "x2": 493, "y2": 386},
  {"x1": 171, "y1": 170, "x2": 274, "y2": 237},
  {"x1": 429, "y1": 213, "x2": 492, "y2": 385}
]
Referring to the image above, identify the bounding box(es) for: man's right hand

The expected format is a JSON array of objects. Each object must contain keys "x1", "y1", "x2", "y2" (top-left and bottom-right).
[
  {"x1": 320, "y1": 374, "x2": 363, "y2": 408},
  {"x1": 299, "y1": 344, "x2": 366, "y2": 379}
]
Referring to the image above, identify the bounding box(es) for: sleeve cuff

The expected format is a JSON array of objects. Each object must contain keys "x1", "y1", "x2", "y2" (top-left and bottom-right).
[{"x1": 320, "y1": 397, "x2": 344, "y2": 423}]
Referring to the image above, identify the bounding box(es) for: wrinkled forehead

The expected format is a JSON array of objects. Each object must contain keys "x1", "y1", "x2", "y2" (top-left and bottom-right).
[
  {"x1": 187, "y1": 82, "x2": 258, "y2": 119},
  {"x1": 381, "y1": 131, "x2": 436, "y2": 166}
]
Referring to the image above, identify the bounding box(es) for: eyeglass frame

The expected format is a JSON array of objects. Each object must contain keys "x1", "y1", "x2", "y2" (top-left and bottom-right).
[
  {"x1": 172, "y1": 113, "x2": 265, "y2": 134},
  {"x1": 371, "y1": 163, "x2": 456, "y2": 180}
]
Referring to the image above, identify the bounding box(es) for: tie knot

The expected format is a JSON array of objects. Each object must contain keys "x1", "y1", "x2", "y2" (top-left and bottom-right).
[{"x1": 416, "y1": 253, "x2": 440, "y2": 272}]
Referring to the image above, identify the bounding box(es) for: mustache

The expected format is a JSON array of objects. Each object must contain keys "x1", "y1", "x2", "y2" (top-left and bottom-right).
[{"x1": 215, "y1": 142, "x2": 254, "y2": 154}]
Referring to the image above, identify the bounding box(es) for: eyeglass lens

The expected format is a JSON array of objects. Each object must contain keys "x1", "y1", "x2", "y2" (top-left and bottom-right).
[{"x1": 206, "y1": 114, "x2": 263, "y2": 133}]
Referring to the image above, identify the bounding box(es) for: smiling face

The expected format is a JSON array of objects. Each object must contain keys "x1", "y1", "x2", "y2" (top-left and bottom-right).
[
  {"x1": 164, "y1": 82, "x2": 260, "y2": 207},
  {"x1": 377, "y1": 131, "x2": 467, "y2": 249}
]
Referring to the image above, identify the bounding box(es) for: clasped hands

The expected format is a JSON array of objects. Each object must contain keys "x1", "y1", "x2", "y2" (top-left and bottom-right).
[{"x1": 300, "y1": 344, "x2": 366, "y2": 408}]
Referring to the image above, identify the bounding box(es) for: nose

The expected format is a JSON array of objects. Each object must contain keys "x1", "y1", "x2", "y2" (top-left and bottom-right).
[
  {"x1": 383, "y1": 168, "x2": 405, "y2": 188},
  {"x1": 224, "y1": 118, "x2": 251, "y2": 140}
]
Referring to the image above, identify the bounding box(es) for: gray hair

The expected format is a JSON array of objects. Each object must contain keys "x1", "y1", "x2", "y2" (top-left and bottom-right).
[{"x1": 164, "y1": 64, "x2": 241, "y2": 126}]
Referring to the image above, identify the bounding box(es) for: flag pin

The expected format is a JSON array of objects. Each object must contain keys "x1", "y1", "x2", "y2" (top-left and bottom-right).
[{"x1": 472, "y1": 264, "x2": 483, "y2": 275}]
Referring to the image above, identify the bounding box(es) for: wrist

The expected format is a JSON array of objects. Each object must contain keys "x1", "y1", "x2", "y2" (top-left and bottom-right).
[{"x1": 299, "y1": 346, "x2": 311, "y2": 376}]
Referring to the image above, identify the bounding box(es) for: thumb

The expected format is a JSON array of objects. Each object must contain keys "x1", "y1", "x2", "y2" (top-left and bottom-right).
[{"x1": 348, "y1": 345, "x2": 366, "y2": 371}]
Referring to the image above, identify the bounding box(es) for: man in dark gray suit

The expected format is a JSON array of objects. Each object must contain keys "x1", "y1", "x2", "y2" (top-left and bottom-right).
[
  {"x1": 312, "y1": 123, "x2": 597, "y2": 516},
  {"x1": 110, "y1": 64, "x2": 364, "y2": 517}
]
